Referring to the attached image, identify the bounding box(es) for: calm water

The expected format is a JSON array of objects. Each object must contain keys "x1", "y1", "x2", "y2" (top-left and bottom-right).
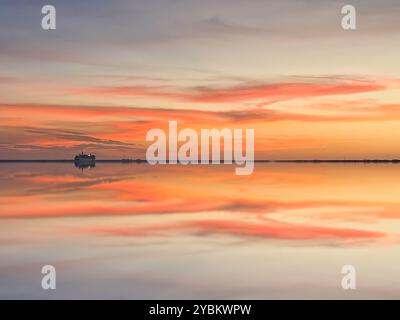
[{"x1": 1, "y1": 162, "x2": 400, "y2": 299}]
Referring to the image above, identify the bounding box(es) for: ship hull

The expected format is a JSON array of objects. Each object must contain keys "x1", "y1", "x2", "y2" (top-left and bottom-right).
[{"x1": 74, "y1": 153, "x2": 96, "y2": 169}]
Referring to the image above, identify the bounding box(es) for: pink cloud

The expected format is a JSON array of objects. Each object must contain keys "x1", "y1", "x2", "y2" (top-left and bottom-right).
[{"x1": 72, "y1": 81, "x2": 386, "y2": 104}]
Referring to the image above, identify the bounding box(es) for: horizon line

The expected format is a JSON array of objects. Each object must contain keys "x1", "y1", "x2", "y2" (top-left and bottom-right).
[{"x1": 1, "y1": 159, "x2": 400, "y2": 163}]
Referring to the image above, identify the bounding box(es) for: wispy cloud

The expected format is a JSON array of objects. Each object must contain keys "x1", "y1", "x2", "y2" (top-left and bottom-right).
[{"x1": 72, "y1": 80, "x2": 386, "y2": 104}]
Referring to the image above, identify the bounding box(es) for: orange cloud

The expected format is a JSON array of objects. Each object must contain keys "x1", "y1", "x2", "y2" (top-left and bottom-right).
[
  {"x1": 3, "y1": 96, "x2": 400, "y2": 160},
  {"x1": 3, "y1": 101, "x2": 400, "y2": 129},
  {"x1": 73, "y1": 217, "x2": 386, "y2": 244},
  {"x1": 72, "y1": 81, "x2": 386, "y2": 104}
]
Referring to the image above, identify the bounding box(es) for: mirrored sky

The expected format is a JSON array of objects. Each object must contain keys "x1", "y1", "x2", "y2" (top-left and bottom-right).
[{"x1": 1, "y1": 163, "x2": 400, "y2": 298}]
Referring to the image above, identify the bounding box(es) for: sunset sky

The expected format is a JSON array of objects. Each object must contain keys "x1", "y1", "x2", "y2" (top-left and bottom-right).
[{"x1": 1, "y1": 0, "x2": 400, "y2": 159}]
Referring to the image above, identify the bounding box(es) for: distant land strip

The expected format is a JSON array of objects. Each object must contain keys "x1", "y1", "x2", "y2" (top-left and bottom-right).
[{"x1": 1, "y1": 159, "x2": 400, "y2": 163}]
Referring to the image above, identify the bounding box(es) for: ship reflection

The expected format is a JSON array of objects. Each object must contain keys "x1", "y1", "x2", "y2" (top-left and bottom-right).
[{"x1": 74, "y1": 162, "x2": 96, "y2": 170}]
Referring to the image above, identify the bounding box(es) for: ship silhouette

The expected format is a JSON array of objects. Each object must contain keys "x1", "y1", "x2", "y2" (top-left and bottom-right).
[{"x1": 74, "y1": 152, "x2": 96, "y2": 169}]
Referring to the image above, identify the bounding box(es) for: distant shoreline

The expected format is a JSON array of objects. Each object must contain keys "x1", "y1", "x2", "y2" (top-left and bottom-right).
[{"x1": 1, "y1": 159, "x2": 400, "y2": 163}]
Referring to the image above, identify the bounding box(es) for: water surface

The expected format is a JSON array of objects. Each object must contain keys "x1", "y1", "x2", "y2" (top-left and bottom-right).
[{"x1": 1, "y1": 163, "x2": 400, "y2": 299}]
